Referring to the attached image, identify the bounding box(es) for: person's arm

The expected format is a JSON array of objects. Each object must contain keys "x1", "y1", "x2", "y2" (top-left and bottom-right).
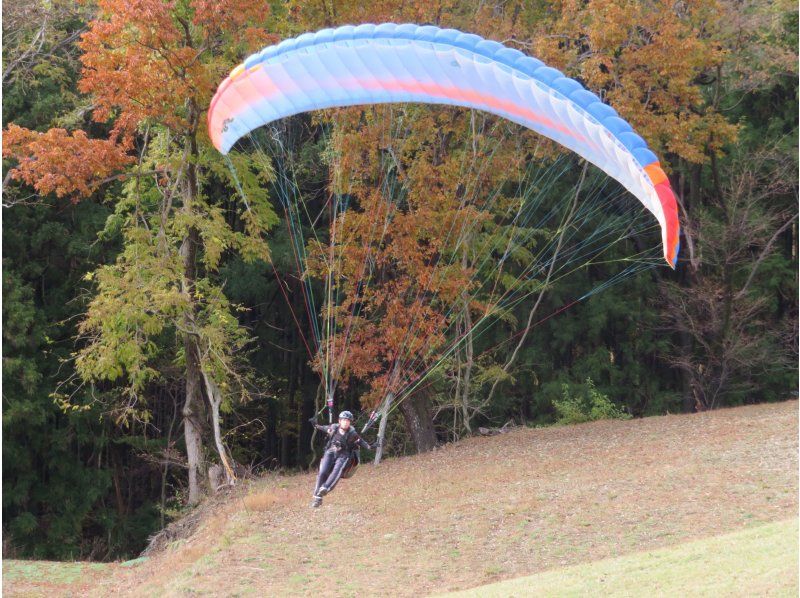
[
  {"x1": 356, "y1": 435, "x2": 378, "y2": 450},
  {"x1": 309, "y1": 417, "x2": 334, "y2": 435},
  {"x1": 317, "y1": 423, "x2": 335, "y2": 435}
]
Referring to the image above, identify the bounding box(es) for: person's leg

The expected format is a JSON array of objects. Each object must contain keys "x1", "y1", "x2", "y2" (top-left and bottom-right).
[
  {"x1": 314, "y1": 451, "x2": 334, "y2": 495},
  {"x1": 321, "y1": 455, "x2": 350, "y2": 494}
]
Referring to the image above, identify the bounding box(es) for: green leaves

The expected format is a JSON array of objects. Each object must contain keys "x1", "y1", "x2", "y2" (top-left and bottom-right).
[
  {"x1": 67, "y1": 115, "x2": 280, "y2": 418},
  {"x1": 553, "y1": 378, "x2": 632, "y2": 425}
]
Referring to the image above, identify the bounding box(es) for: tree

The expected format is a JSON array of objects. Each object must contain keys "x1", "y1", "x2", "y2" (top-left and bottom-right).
[
  {"x1": 4, "y1": 0, "x2": 279, "y2": 505},
  {"x1": 2, "y1": 0, "x2": 90, "y2": 88},
  {"x1": 306, "y1": 106, "x2": 491, "y2": 450},
  {"x1": 2, "y1": 1, "x2": 158, "y2": 559},
  {"x1": 663, "y1": 147, "x2": 797, "y2": 409},
  {"x1": 660, "y1": 0, "x2": 799, "y2": 408}
]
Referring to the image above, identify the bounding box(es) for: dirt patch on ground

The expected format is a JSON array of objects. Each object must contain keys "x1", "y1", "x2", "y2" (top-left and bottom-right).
[
  {"x1": 141, "y1": 485, "x2": 246, "y2": 556},
  {"x1": 7, "y1": 401, "x2": 798, "y2": 597}
]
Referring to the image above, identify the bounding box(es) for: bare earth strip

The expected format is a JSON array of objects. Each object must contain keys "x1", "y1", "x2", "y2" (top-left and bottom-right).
[{"x1": 5, "y1": 400, "x2": 797, "y2": 597}]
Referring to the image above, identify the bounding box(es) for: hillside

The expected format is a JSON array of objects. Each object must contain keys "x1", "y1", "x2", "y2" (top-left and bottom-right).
[
  {"x1": 5, "y1": 401, "x2": 798, "y2": 597},
  {"x1": 444, "y1": 518, "x2": 797, "y2": 597}
]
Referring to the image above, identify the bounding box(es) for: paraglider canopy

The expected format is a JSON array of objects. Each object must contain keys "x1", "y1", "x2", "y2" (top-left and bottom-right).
[{"x1": 207, "y1": 23, "x2": 680, "y2": 267}]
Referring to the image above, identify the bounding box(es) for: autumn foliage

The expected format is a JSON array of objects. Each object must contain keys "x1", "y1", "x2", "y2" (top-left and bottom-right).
[
  {"x1": 77, "y1": 0, "x2": 272, "y2": 134},
  {"x1": 2, "y1": 124, "x2": 133, "y2": 198},
  {"x1": 2, "y1": 0, "x2": 796, "y2": 561},
  {"x1": 3, "y1": 0, "x2": 275, "y2": 200},
  {"x1": 533, "y1": 0, "x2": 739, "y2": 163},
  {"x1": 306, "y1": 106, "x2": 527, "y2": 406}
]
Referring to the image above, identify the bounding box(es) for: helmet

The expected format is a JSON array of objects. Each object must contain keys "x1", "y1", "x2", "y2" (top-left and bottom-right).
[{"x1": 338, "y1": 410, "x2": 354, "y2": 421}]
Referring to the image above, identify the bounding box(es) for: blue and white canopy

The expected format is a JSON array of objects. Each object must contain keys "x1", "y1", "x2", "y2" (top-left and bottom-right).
[{"x1": 208, "y1": 23, "x2": 679, "y2": 266}]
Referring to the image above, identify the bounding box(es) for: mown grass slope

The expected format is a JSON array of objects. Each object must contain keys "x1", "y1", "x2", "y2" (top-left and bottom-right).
[
  {"x1": 442, "y1": 518, "x2": 798, "y2": 597},
  {"x1": 4, "y1": 401, "x2": 797, "y2": 597}
]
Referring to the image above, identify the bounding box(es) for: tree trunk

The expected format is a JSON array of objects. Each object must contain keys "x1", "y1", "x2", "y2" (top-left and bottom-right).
[
  {"x1": 182, "y1": 329, "x2": 206, "y2": 505},
  {"x1": 459, "y1": 248, "x2": 475, "y2": 433},
  {"x1": 180, "y1": 110, "x2": 207, "y2": 506},
  {"x1": 373, "y1": 393, "x2": 394, "y2": 465},
  {"x1": 201, "y1": 370, "x2": 235, "y2": 486},
  {"x1": 399, "y1": 391, "x2": 436, "y2": 453},
  {"x1": 460, "y1": 296, "x2": 474, "y2": 433}
]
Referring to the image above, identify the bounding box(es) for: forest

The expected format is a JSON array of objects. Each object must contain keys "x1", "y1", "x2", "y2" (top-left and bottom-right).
[{"x1": 2, "y1": 0, "x2": 797, "y2": 560}]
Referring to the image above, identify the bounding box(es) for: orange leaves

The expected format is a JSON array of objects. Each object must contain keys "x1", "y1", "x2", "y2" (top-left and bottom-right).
[
  {"x1": 77, "y1": 0, "x2": 274, "y2": 135},
  {"x1": 5, "y1": 0, "x2": 276, "y2": 201},
  {"x1": 311, "y1": 105, "x2": 505, "y2": 399},
  {"x1": 534, "y1": 0, "x2": 738, "y2": 164},
  {"x1": 191, "y1": 0, "x2": 268, "y2": 33},
  {"x1": 2, "y1": 124, "x2": 133, "y2": 200},
  {"x1": 78, "y1": 0, "x2": 198, "y2": 133}
]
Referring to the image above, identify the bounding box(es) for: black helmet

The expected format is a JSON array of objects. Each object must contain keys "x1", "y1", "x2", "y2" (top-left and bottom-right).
[{"x1": 338, "y1": 410, "x2": 353, "y2": 421}]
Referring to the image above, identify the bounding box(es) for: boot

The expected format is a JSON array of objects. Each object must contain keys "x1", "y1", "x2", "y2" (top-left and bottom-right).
[
  {"x1": 318, "y1": 486, "x2": 329, "y2": 496},
  {"x1": 311, "y1": 495, "x2": 323, "y2": 508}
]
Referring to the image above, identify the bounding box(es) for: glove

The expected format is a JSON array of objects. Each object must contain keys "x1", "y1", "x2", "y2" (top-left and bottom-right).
[{"x1": 371, "y1": 440, "x2": 382, "y2": 450}]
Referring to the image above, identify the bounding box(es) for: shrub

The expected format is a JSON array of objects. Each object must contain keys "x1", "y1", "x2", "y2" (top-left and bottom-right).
[{"x1": 553, "y1": 378, "x2": 631, "y2": 425}]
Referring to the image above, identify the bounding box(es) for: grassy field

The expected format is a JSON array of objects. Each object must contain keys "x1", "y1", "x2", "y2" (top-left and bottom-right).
[
  {"x1": 442, "y1": 518, "x2": 798, "y2": 597},
  {"x1": 3, "y1": 401, "x2": 798, "y2": 597}
]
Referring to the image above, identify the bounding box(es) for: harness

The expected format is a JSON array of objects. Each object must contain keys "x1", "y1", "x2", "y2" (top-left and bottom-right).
[
  {"x1": 325, "y1": 426, "x2": 359, "y2": 457},
  {"x1": 315, "y1": 408, "x2": 381, "y2": 481}
]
